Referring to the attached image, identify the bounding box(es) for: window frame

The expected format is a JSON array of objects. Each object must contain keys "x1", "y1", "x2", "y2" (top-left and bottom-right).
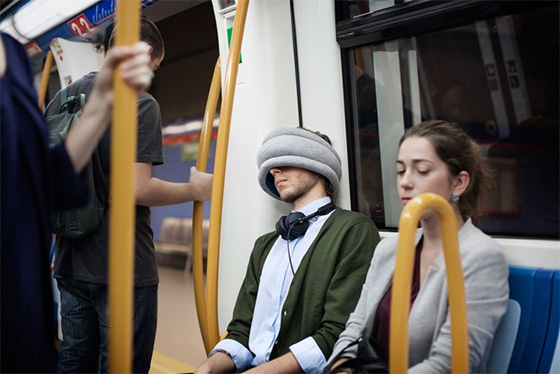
[{"x1": 336, "y1": 0, "x2": 557, "y2": 235}]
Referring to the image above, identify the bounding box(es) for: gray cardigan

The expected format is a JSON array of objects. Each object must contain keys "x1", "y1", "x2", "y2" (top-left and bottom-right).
[{"x1": 329, "y1": 219, "x2": 509, "y2": 373}]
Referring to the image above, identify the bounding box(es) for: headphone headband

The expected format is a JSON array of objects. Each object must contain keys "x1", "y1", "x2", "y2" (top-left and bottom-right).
[
  {"x1": 296, "y1": 201, "x2": 336, "y2": 224},
  {"x1": 276, "y1": 202, "x2": 336, "y2": 241}
]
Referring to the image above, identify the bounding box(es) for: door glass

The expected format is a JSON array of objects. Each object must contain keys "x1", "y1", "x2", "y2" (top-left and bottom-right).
[{"x1": 348, "y1": 4, "x2": 559, "y2": 237}]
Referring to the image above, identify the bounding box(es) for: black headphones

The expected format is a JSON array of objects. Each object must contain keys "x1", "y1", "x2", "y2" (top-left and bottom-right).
[{"x1": 275, "y1": 201, "x2": 336, "y2": 241}]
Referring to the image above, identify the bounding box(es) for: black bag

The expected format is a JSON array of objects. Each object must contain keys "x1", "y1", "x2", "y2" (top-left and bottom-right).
[
  {"x1": 323, "y1": 336, "x2": 388, "y2": 374},
  {"x1": 47, "y1": 86, "x2": 104, "y2": 238}
]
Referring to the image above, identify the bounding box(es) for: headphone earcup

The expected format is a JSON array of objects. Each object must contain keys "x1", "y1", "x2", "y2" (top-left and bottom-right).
[
  {"x1": 276, "y1": 212, "x2": 309, "y2": 241},
  {"x1": 275, "y1": 215, "x2": 291, "y2": 240}
]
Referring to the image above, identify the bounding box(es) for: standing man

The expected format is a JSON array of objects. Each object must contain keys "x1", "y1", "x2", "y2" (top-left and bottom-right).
[
  {"x1": 196, "y1": 127, "x2": 380, "y2": 374},
  {"x1": 44, "y1": 18, "x2": 212, "y2": 373}
]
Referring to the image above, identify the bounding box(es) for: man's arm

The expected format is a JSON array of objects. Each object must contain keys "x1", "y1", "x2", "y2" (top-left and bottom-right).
[
  {"x1": 65, "y1": 43, "x2": 152, "y2": 173},
  {"x1": 134, "y1": 163, "x2": 212, "y2": 206},
  {"x1": 195, "y1": 352, "x2": 236, "y2": 374},
  {"x1": 244, "y1": 352, "x2": 302, "y2": 374}
]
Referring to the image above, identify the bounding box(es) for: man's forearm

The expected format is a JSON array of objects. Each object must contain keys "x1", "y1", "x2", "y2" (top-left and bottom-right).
[
  {"x1": 135, "y1": 177, "x2": 202, "y2": 206},
  {"x1": 244, "y1": 352, "x2": 302, "y2": 374},
  {"x1": 195, "y1": 352, "x2": 236, "y2": 374}
]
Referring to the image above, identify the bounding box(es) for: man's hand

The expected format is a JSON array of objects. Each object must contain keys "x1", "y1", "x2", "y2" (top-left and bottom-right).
[
  {"x1": 93, "y1": 42, "x2": 153, "y2": 105},
  {"x1": 65, "y1": 42, "x2": 153, "y2": 173},
  {"x1": 189, "y1": 166, "x2": 213, "y2": 202}
]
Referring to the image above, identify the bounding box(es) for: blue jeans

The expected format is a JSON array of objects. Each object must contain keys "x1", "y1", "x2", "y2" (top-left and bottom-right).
[{"x1": 56, "y1": 277, "x2": 157, "y2": 373}]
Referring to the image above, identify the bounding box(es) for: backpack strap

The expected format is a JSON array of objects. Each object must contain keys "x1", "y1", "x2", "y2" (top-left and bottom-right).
[
  {"x1": 61, "y1": 84, "x2": 105, "y2": 206},
  {"x1": 59, "y1": 85, "x2": 85, "y2": 113},
  {"x1": 78, "y1": 93, "x2": 85, "y2": 109}
]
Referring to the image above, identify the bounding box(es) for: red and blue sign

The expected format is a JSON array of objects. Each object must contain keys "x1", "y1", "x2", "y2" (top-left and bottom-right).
[{"x1": 26, "y1": 0, "x2": 160, "y2": 57}]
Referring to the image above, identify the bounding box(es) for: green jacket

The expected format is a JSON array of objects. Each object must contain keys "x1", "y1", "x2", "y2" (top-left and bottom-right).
[{"x1": 226, "y1": 208, "x2": 380, "y2": 361}]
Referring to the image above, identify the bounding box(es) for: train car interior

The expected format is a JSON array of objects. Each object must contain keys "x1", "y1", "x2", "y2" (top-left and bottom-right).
[{"x1": 1, "y1": 0, "x2": 558, "y2": 372}]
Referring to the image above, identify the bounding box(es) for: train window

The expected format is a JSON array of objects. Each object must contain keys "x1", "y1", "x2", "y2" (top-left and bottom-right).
[{"x1": 340, "y1": 2, "x2": 559, "y2": 238}]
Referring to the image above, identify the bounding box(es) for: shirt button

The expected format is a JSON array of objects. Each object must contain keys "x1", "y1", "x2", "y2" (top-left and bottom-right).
[
  {"x1": 283, "y1": 310, "x2": 287, "y2": 316},
  {"x1": 275, "y1": 340, "x2": 278, "y2": 345}
]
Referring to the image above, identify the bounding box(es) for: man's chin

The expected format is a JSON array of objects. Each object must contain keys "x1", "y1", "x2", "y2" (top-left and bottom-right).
[{"x1": 279, "y1": 192, "x2": 296, "y2": 204}]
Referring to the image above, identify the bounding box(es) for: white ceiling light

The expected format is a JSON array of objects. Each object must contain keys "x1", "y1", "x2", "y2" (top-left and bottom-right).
[
  {"x1": 12, "y1": 0, "x2": 99, "y2": 39},
  {"x1": 0, "y1": 18, "x2": 29, "y2": 43}
]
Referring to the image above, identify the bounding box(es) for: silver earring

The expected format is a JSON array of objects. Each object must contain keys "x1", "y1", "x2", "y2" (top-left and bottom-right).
[{"x1": 450, "y1": 193, "x2": 460, "y2": 202}]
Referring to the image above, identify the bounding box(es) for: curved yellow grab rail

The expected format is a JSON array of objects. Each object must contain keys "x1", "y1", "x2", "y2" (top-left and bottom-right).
[
  {"x1": 206, "y1": 0, "x2": 250, "y2": 350},
  {"x1": 193, "y1": 58, "x2": 221, "y2": 355},
  {"x1": 38, "y1": 50, "x2": 53, "y2": 109},
  {"x1": 390, "y1": 193, "x2": 469, "y2": 373},
  {"x1": 108, "y1": 1, "x2": 140, "y2": 373}
]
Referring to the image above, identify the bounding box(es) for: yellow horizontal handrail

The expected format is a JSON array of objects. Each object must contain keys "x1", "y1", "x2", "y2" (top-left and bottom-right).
[
  {"x1": 390, "y1": 193, "x2": 469, "y2": 373},
  {"x1": 193, "y1": 57, "x2": 221, "y2": 355},
  {"x1": 206, "y1": 0, "x2": 250, "y2": 350}
]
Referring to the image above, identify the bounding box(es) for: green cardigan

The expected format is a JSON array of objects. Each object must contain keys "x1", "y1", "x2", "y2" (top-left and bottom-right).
[{"x1": 225, "y1": 208, "x2": 380, "y2": 361}]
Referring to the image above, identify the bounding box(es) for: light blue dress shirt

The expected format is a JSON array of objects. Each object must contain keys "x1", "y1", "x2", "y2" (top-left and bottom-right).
[{"x1": 211, "y1": 197, "x2": 333, "y2": 373}]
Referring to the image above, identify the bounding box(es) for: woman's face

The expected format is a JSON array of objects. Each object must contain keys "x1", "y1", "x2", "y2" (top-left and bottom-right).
[{"x1": 396, "y1": 136, "x2": 455, "y2": 207}]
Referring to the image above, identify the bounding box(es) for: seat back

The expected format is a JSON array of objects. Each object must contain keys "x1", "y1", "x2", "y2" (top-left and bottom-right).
[
  {"x1": 508, "y1": 266, "x2": 537, "y2": 372},
  {"x1": 537, "y1": 271, "x2": 560, "y2": 373},
  {"x1": 487, "y1": 299, "x2": 522, "y2": 373}
]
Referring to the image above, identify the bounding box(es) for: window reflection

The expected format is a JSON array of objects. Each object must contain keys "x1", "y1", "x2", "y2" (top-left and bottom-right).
[
  {"x1": 351, "y1": 48, "x2": 385, "y2": 228},
  {"x1": 349, "y1": 3, "x2": 559, "y2": 238}
]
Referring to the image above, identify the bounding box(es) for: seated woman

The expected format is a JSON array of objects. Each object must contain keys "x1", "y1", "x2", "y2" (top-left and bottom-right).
[{"x1": 328, "y1": 120, "x2": 509, "y2": 373}]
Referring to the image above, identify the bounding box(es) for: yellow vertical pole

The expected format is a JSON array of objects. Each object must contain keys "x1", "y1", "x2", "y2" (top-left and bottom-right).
[
  {"x1": 193, "y1": 58, "x2": 221, "y2": 355},
  {"x1": 108, "y1": 1, "x2": 140, "y2": 373},
  {"x1": 206, "y1": 0, "x2": 250, "y2": 349},
  {"x1": 390, "y1": 193, "x2": 469, "y2": 373},
  {"x1": 38, "y1": 50, "x2": 53, "y2": 109}
]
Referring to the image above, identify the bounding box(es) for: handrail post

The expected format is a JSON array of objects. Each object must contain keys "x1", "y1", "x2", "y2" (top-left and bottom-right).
[
  {"x1": 389, "y1": 193, "x2": 469, "y2": 373},
  {"x1": 205, "y1": 0, "x2": 250, "y2": 350},
  {"x1": 193, "y1": 58, "x2": 221, "y2": 355},
  {"x1": 108, "y1": 1, "x2": 140, "y2": 372},
  {"x1": 38, "y1": 50, "x2": 53, "y2": 109}
]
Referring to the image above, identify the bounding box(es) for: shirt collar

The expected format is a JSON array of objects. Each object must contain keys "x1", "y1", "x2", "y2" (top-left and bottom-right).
[{"x1": 293, "y1": 196, "x2": 332, "y2": 217}]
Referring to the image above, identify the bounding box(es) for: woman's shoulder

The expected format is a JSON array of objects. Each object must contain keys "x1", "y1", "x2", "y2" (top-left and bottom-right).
[
  {"x1": 375, "y1": 227, "x2": 422, "y2": 251},
  {"x1": 460, "y1": 219, "x2": 500, "y2": 249},
  {"x1": 371, "y1": 234, "x2": 401, "y2": 263},
  {"x1": 459, "y1": 219, "x2": 506, "y2": 263}
]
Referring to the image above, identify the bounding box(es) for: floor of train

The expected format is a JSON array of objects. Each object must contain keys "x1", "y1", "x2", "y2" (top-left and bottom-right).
[{"x1": 150, "y1": 260, "x2": 207, "y2": 373}]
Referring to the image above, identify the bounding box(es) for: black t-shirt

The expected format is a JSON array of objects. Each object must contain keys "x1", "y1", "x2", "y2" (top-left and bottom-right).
[{"x1": 45, "y1": 72, "x2": 163, "y2": 287}]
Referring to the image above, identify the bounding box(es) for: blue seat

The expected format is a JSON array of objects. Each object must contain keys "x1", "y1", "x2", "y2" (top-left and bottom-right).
[
  {"x1": 518, "y1": 269, "x2": 555, "y2": 373},
  {"x1": 487, "y1": 299, "x2": 521, "y2": 373},
  {"x1": 508, "y1": 266, "x2": 537, "y2": 373},
  {"x1": 537, "y1": 270, "x2": 560, "y2": 373}
]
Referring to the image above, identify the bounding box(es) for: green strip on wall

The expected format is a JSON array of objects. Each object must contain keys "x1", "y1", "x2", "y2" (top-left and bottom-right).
[{"x1": 227, "y1": 26, "x2": 242, "y2": 63}]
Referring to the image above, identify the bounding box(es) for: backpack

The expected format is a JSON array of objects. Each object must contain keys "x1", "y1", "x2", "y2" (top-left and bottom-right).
[{"x1": 47, "y1": 86, "x2": 105, "y2": 238}]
